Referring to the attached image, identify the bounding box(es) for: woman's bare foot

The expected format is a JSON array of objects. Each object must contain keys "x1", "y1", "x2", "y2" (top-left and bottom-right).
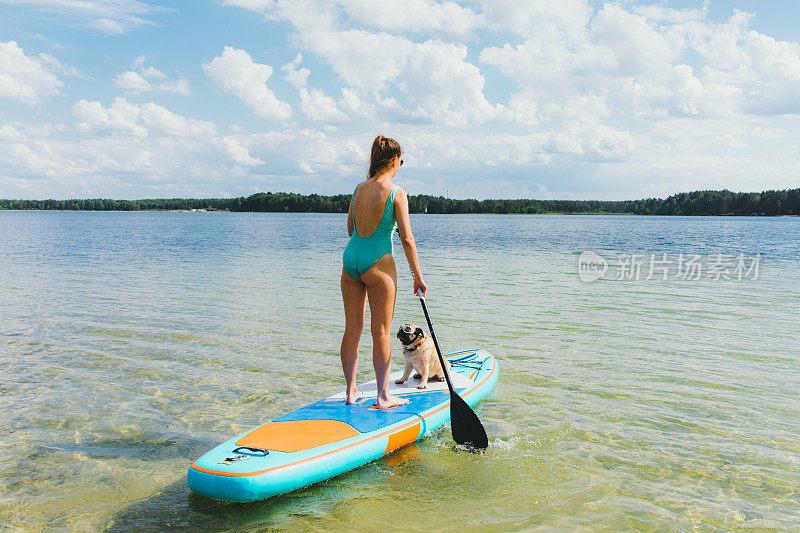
[
  {"x1": 345, "y1": 389, "x2": 365, "y2": 405},
  {"x1": 373, "y1": 393, "x2": 410, "y2": 409}
]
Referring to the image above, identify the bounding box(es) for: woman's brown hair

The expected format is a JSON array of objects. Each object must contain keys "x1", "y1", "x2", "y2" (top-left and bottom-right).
[{"x1": 368, "y1": 135, "x2": 402, "y2": 179}]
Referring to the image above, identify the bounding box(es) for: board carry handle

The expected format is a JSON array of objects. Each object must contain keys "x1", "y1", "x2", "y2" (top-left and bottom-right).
[{"x1": 233, "y1": 446, "x2": 269, "y2": 455}]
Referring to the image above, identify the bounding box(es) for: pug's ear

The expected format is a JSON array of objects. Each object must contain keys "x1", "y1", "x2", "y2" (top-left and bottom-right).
[{"x1": 415, "y1": 327, "x2": 424, "y2": 336}]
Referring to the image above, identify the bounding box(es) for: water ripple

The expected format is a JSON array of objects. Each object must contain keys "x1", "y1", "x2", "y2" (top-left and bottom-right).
[{"x1": 0, "y1": 212, "x2": 798, "y2": 530}]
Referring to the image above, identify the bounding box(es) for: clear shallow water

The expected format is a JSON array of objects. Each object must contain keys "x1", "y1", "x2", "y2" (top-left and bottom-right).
[{"x1": 1, "y1": 212, "x2": 799, "y2": 531}]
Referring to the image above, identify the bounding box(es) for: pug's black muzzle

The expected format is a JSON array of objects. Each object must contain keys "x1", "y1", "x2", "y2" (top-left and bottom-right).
[{"x1": 397, "y1": 326, "x2": 423, "y2": 346}]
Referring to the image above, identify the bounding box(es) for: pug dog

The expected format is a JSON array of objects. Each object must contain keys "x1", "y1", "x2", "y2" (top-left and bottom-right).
[{"x1": 395, "y1": 323, "x2": 449, "y2": 389}]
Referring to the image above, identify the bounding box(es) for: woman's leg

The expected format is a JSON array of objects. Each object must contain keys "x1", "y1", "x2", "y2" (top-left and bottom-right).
[
  {"x1": 361, "y1": 254, "x2": 410, "y2": 409},
  {"x1": 340, "y1": 268, "x2": 367, "y2": 404}
]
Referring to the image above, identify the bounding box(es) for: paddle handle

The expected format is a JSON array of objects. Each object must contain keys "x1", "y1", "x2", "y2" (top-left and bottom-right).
[{"x1": 416, "y1": 290, "x2": 457, "y2": 394}]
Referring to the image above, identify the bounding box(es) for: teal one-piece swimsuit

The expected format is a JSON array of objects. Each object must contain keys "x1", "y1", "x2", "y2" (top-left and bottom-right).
[{"x1": 343, "y1": 183, "x2": 400, "y2": 281}]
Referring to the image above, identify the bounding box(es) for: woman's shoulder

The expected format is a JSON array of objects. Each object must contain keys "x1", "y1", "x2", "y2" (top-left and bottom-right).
[
  {"x1": 392, "y1": 185, "x2": 407, "y2": 203},
  {"x1": 355, "y1": 178, "x2": 403, "y2": 197}
]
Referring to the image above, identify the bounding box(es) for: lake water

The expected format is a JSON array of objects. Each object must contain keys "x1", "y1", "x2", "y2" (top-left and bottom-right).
[{"x1": 1, "y1": 212, "x2": 798, "y2": 531}]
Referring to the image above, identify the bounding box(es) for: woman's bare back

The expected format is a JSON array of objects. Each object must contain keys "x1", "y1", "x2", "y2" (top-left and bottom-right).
[{"x1": 351, "y1": 179, "x2": 396, "y2": 238}]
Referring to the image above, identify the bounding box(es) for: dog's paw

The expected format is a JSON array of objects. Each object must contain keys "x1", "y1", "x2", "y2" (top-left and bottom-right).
[
  {"x1": 413, "y1": 373, "x2": 421, "y2": 379},
  {"x1": 417, "y1": 384, "x2": 427, "y2": 389},
  {"x1": 394, "y1": 379, "x2": 405, "y2": 384},
  {"x1": 433, "y1": 376, "x2": 446, "y2": 382}
]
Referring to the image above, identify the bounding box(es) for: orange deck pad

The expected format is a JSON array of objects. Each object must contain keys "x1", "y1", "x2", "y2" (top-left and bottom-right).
[{"x1": 236, "y1": 420, "x2": 360, "y2": 453}]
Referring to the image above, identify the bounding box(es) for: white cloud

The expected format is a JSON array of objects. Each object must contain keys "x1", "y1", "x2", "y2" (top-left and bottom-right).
[
  {"x1": 573, "y1": 124, "x2": 634, "y2": 161},
  {"x1": 297, "y1": 87, "x2": 347, "y2": 123},
  {"x1": 3, "y1": 112, "x2": 799, "y2": 199},
  {"x1": 140, "y1": 66, "x2": 166, "y2": 80},
  {"x1": 114, "y1": 58, "x2": 191, "y2": 95},
  {"x1": 72, "y1": 97, "x2": 216, "y2": 137},
  {"x1": 138, "y1": 102, "x2": 216, "y2": 137},
  {"x1": 338, "y1": 0, "x2": 479, "y2": 36},
  {"x1": 0, "y1": 124, "x2": 26, "y2": 142},
  {"x1": 291, "y1": 29, "x2": 500, "y2": 125},
  {"x1": 223, "y1": 1, "x2": 499, "y2": 125},
  {"x1": 114, "y1": 71, "x2": 151, "y2": 93},
  {"x1": 708, "y1": 30, "x2": 800, "y2": 115},
  {"x1": 222, "y1": 0, "x2": 339, "y2": 31},
  {"x1": 225, "y1": 0, "x2": 481, "y2": 37},
  {"x1": 400, "y1": 39, "x2": 500, "y2": 125},
  {"x1": 89, "y1": 17, "x2": 125, "y2": 34},
  {"x1": 221, "y1": 136, "x2": 264, "y2": 166},
  {"x1": 38, "y1": 52, "x2": 85, "y2": 78},
  {"x1": 221, "y1": 0, "x2": 273, "y2": 10},
  {"x1": 0, "y1": 0, "x2": 167, "y2": 34},
  {"x1": 0, "y1": 99, "x2": 268, "y2": 198},
  {"x1": 480, "y1": 2, "x2": 800, "y2": 126},
  {"x1": 0, "y1": 119, "x2": 369, "y2": 198},
  {"x1": 301, "y1": 29, "x2": 410, "y2": 89},
  {"x1": 477, "y1": 0, "x2": 593, "y2": 38},
  {"x1": 73, "y1": 97, "x2": 147, "y2": 137},
  {"x1": 398, "y1": 127, "x2": 632, "y2": 171},
  {"x1": 338, "y1": 87, "x2": 373, "y2": 117},
  {"x1": 589, "y1": 5, "x2": 684, "y2": 76},
  {"x1": 282, "y1": 54, "x2": 347, "y2": 123},
  {"x1": 202, "y1": 47, "x2": 292, "y2": 122},
  {"x1": 0, "y1": 41, "x2": 71, "y2": 104},
  {"x1": 281, "y1": 54, "x2": 309, "y2": 88},
  {"x1": 244, "y1": 129, "x2": 366, "y2": 177}
]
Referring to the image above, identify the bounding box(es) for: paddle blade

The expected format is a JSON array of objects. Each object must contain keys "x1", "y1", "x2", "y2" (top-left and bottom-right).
[{"x1": 449, "y1": 390, "x2": 488, "y2": 449}]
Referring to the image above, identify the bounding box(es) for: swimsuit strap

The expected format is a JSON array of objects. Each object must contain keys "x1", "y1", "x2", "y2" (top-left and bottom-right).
[
  {"x1": 377, "y1": 185, "x2": 400, "y2": 230},
  {"x1": 385, "y1": 186, "x2": 400, "y2": 216}
]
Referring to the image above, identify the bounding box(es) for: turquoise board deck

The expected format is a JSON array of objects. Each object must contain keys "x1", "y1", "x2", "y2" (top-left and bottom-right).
[{"x1": 187, "y1": 350, "x2": 498, "y2": 502}]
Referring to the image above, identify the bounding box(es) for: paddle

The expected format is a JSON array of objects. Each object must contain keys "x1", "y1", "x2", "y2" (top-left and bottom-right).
[{"x1": 416, "y1": 289, "x2": 489, "y2": 449}]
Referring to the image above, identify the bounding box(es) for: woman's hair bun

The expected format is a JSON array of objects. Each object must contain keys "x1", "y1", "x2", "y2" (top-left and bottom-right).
[{"x1": 368, "y1": 135, "x2": 401, "y2": 178}]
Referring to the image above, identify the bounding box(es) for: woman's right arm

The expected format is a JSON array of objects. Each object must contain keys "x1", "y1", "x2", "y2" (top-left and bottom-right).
[{"x1": 394, "y1": 188, "x2": 427, "y2": 296}]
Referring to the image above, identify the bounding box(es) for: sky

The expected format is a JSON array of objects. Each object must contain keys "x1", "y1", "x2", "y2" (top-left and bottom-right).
[{"x1": 1, "y1": 0, "x2": 799, "y2": 200}]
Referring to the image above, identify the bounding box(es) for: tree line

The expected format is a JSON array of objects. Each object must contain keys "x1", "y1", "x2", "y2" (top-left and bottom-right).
[{"x1": 1, "y1": 188, "x2": 798, "y2": 216}]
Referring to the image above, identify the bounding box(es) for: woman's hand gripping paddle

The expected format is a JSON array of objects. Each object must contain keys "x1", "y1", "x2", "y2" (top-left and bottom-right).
[{"x1": 416, "y1": 289, "x2": 488, "y2": 449}]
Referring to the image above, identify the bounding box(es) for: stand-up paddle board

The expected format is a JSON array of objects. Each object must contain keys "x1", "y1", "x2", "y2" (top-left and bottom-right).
[{"x1": 188, "y1": 349, "x2": 498, "y2": 502}]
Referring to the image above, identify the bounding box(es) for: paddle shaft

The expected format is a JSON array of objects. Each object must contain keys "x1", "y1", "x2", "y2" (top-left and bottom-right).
[
  {"x1": 417, "y1": 293, "x2": 456, "y2": 393},
  {"x1": 416, "y1": 290, "x2": 489, "y2": 449}
]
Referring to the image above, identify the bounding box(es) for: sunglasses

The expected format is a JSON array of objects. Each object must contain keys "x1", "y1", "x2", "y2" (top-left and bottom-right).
[
  {"x1": 402, "y1": 325, "x2": 414, "y2": 333},
  {"x1": 400, "y1": 159, "x2": 404, "y2": 166}
]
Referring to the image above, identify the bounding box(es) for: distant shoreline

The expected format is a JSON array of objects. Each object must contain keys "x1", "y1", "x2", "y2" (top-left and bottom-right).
[
  {"x1": 4, "y1": 210, "x2": 799, "y2": 217},
  {"x1": 1, "y1": 187, "x2": 798, "y2": 216},
  {"x1": 0, "y1": 209, "x2": 639, "y2": 215}
]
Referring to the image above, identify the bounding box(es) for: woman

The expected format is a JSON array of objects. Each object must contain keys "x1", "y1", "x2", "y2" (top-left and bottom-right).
[{"x1": 340, "y1": 135, "x2": 426, "y2": 409}]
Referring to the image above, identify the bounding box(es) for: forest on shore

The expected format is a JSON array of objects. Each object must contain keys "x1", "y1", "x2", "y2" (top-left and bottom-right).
[{"x1": 1, "y1": 187, "x2": 798, "y2": 216}]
